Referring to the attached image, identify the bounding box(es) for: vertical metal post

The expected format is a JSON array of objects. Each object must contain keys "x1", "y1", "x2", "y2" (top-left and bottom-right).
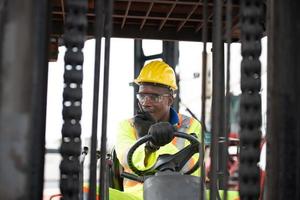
[
  {"x1": 99, "y1": 0, "x2": 113, "y2": 200},
  {"x1": 200, "y1": 0, "x2": 208, "y2": 199},
  {"x1": 267, "y1": 0, "x2": 300, "y2": 199},
  {"x1": 88, "y1": 0, "x2": 105, "y2": 199},
  {"x1": 134, "y1": 39, "x2": 145, "y2": 114},
  {"x1": 223, "y1": 0, "x2": 232, "y2": 199},
  {"x1": 163, "y1": 41, "x2": 180, "y2": 112},
  {"x1": 201, "y1": 0, "x2": 208, "y2": 138},
  {"x1": 0, "y1": 0, "x2": 49, "y2": 199},
  {"x1": 210, "y1": 0, "x2": 224, "y2": 199}
]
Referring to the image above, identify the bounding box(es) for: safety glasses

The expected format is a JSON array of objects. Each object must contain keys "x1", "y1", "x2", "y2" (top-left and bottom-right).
[{"x1": 136, "y1": 93, "x2": 170, "y2": 103}]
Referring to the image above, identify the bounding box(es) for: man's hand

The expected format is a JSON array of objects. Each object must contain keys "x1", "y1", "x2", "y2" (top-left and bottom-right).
[
  {"x1": 133, "y1": 111, "x2": 156, "y2": 138},
  {"x1": 148, "y1": 122, "x2": 175, "y2": 147}
]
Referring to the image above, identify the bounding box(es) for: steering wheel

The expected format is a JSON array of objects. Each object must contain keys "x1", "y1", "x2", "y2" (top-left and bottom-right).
[{"x1": 127, "y1": 132, "x2": 201, "y2": 176}]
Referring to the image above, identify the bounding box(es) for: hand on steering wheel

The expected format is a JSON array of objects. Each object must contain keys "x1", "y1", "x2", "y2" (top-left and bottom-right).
[{"x1": 127, "y1": 132, "x2": 201, "y2": 176}]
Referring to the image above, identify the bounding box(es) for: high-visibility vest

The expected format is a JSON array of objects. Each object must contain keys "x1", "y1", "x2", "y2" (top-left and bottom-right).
[{"x1": 115, "y1": 112, "x2": 202, "y2": 197}]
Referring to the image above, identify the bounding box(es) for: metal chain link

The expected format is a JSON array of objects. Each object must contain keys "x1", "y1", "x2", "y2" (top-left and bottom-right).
[
  {"x1": 60, "y1": 0, "x2": 87, "y2": 199},
  {"x1": 239, "y1": 0, "x2": 264, "y2": 199}
]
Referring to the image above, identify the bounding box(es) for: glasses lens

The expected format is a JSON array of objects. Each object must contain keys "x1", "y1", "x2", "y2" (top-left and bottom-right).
[
  {"x1": 136, "y1": 93, "x2": 144, "y2": 101},
  {"x1": 136, "y1": 93, "x2": 161, "y2": 102}
]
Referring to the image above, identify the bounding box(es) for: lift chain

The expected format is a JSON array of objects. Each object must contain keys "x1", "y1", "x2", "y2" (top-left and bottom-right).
[
  {"x1": 60, "y1": 0, "x2": 87, "y2": 199},
  {"x1": 239, "y1": 0, "x2": 264, "y2": 199}
]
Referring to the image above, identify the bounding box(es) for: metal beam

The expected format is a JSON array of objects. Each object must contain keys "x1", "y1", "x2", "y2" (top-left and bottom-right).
[
  {"x1": 210, "y1": 0, "x2": 224, "y2": 198},
  {"x1": 267, "y1": 0, "x2": 300, "y2": 199},
  {"x1": 0, "y1": 0, "x2": 49, "y2": 199},
  {"x1": 50, "y1": 21, "x2": 214, "y2": 42}
]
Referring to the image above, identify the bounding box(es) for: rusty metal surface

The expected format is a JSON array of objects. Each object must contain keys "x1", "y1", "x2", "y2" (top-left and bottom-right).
[{"x1": 50, "y1": 0, "x2": 241, "y2": 42}]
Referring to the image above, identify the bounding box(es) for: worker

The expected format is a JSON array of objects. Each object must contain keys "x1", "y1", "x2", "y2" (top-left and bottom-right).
[{"x1": 114, "y1": 60, "x2": 202, "y2": 200}]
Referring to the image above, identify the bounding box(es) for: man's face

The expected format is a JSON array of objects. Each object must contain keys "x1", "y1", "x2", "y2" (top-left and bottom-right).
[{"x1": 137, "y1": 84, "x2": 173, "y2": 122}]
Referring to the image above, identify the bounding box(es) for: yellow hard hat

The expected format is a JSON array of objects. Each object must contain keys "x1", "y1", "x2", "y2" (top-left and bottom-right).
[{"x1": 134, "y1": 60, "x2": 178, "y2": 90}]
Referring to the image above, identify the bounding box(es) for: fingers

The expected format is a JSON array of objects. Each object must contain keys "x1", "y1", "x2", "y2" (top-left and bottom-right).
[{"x1": 148, "y1": 122, "x2": 174, "y2": 146}]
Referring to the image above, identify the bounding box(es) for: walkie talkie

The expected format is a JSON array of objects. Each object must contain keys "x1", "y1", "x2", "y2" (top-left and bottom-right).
[
  {"x1": 136, "y1": 100, "x2": 156, "y2": 123},
  {"x1": 137, "y1": 100, "x2": 145, "y2": 114}
]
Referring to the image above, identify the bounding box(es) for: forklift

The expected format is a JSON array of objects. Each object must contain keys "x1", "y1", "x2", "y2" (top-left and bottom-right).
[{"x1": 1, "y1": 0, "x2": 299, "y2": 200}]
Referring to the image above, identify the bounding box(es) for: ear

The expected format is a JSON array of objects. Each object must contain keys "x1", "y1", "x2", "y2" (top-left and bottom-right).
[{"x1": 167, "y1": 96, "x2": 174, "y2": 106}]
